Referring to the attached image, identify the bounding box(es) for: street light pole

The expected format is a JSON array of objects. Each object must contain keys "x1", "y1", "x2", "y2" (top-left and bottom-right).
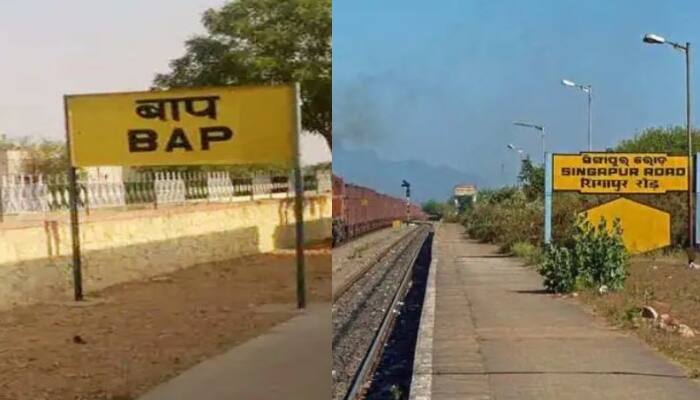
[
  {"x1": 643, "y1": 34, "x2": 694, "y2": 253},
  {"x1": 561, "y1": 79, "x2": 593, "y2": 150},
  {"x1": 513, "y1": 122, "x2": 546, "y2": 164},
  {"x1": 686, "y1": 42, "x2": 692, "y2": 251},
  {"x1": 587, "y1": 87, "x2": 592, "y2": 151},
  {"x1": 541, "y1": 127, "x2": 546, "y2": 164},
  {"x1": 507, "y1": 144, "x2": 528, "y2": 187}
]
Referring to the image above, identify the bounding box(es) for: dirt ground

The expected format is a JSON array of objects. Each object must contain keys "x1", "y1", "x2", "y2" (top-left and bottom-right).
[
  {"x1": 0, "y1": 251, "x2": 330, "y2": 400},
  {"x1": 579, "y1": 253, "x2": 700, "y2": 376}
]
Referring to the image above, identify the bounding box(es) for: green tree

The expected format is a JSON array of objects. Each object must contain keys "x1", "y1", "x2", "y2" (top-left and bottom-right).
[
  {"x1": 615, "y1": 125, "x2": 700, "y2": 153},
  {"x1": 0, "y1": 136, "x2": 69, "y2": 175},
  {"x1": 29, "y1": 140, "x2": 69, "y2": 175},
  {"x1": 454, "y1": 195, "x2": 475, "y2": 212},
  {"x1": 518, "y1": 157, "x2": 544, "y2": 201},
  {"x1": 422, "y1": 199, "x2": 444, "y2": 216},
  {"x1": 0, "y1": 135, "x2": 30, "y2": 151},
  {"x1": 14, "y1": 139, "x2": 68, "y2": 175},
  {"x1": 0, "y1": 135, "x2": 16, "y2": 151},
  {"x1": 154, "y1": 0, "x2": 331, "y2": 149},
  {"x1": 615, "y1": 125, "x2": 698, "y2": 246}
]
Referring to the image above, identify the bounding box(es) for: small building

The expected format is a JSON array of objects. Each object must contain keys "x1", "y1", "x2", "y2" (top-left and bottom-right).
[
  {"x1": 454, "y1": 184, "x2": 478, "y2": 210},
  {"x1": 454, "y1": 184, "x2": 478, "y2": 198}
]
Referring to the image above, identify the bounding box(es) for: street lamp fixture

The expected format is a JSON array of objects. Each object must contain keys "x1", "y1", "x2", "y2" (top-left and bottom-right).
[
  {"x1": 506, "y1": 143, "x2": 526, "y2": 158},
  {"x1": 506, "y1": 144, "x2": 527, "y2": 187},
  {"x1": 643, "y1": 32, "x2": 694, "y2": 253},
  {"x1": 643, "y1": 33, "x2": 688, "y2": 51},
  {"x1": 513, "y1": 121, "x2": 546, "y2": 164},
  {"x1": 561, "y1": 78, "x2": 593, "y2": 150},
  {"x1": 561, "y1": 79, "x2": 591, "y2": 93},
  {"x1": 643, "y1": 33, "x2": 666, "y2": 45}
]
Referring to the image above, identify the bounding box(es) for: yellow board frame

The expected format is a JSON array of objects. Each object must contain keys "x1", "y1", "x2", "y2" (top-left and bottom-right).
[
  {"x1": 65, "y1": 84, "x2": 296, "y2": 167},
  {"x1": 553, "y1": 152, "x2": 688, "y2": 194}
]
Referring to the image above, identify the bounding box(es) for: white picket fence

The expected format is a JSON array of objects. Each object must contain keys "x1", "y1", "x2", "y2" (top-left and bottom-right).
[{"x1": 0, "y1": 170, "x2": 331, "y2": 216}]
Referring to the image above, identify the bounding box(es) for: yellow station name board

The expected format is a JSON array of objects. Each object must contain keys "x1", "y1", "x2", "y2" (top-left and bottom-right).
[
  {"x1": 65, "y1": 85, "x2": 296, "y2": 167},
  {"x1": 553, "y1": 153, "x2": 688, "y2": 194}
]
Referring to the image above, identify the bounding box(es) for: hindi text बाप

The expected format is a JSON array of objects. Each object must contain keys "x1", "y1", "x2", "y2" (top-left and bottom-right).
[{"x1": 128, "y1": 95, "x2": 233, "y2": 153}]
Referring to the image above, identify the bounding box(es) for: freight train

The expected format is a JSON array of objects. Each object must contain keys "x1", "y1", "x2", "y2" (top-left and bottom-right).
[{"x1": 332, "y1": 175, "x2": 426, "y2": 246}]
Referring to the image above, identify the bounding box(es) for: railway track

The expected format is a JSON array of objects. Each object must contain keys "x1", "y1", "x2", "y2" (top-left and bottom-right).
[
  {"x1": 332, "y1": 224, "x2": 431, "y2": 400},
  {"x1": 332, "y1": 225, "x2": 420, "y2": 302}
]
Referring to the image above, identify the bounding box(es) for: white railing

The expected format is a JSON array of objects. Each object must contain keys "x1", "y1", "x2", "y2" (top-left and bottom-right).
[{"x1": 0, "y1": 169, "x2": 331, "y2": 216}]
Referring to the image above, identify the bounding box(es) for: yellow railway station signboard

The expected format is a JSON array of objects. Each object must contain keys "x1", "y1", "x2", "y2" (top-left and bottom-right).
[
  {"x1": 583, "y1": 198, "x2": 671, "y2": 254},
  {"x1": 65, "y1": 85, "x2": 296, "y2": 167},
  {"x1": 62, "y1": 83, "x2": 309, "y2": 309},
  {"x1": 553, "y1": 153, "x2": 688, "y2": 194}
]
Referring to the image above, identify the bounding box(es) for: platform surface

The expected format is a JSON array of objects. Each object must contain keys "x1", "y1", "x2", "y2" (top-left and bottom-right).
[
  {"x1": 139, "y1": 303, "x2": 330, "y2": 400},
  {"x1": 411, "y1": 223, "x2": 700, "y2": 400}
]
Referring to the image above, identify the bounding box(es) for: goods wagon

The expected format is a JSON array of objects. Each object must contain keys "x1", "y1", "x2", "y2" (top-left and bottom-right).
[{"x1": 333, "y1": 175, "x2": 427, "y2": 246}]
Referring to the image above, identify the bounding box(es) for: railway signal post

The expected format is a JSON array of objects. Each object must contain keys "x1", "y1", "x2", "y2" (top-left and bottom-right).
[{"x1": 401, "y1": 179, "x2": 411, "y2": 223}]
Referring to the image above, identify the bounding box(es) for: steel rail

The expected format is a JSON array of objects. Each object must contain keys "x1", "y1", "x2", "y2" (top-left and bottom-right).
[
  {"x1": 332, "y1": 226, "x2": 421, "y2": 303},
  {"x1": 342, "y1": 228, "x2": 428, "y2": 400}
]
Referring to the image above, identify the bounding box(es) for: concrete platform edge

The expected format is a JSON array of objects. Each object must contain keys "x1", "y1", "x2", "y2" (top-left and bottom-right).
[{"x1": 409, "y1": 227, "x2": 437, "y2": 400}]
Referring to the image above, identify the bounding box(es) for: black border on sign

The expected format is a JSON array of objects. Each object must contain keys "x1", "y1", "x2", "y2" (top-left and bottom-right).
[
  {"x1": 551, "y1": 152, "x2": 690, "y2": 194},
  {"x1": 64, "y1": 83, "x2": 297, "y2": 168},
  {"x1": 63, "y1": 83, "x2": 294, "y2": 99},
  {"x1": 580, "y1": 196, "x2": 673, "y2": 250}
]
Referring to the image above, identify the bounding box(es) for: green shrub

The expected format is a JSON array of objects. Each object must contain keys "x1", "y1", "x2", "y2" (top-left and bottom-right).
[
  {"x1": 539, "y1": 245, "x2": 576, "y2": 293},
  {"x1": 462, "y1": 188, "x2": 543, "y2": 249},
  {"x1": 538, "y1": 216, "x2": 629, "y2": 293},
  {"x1": 573, "y1": 217, "x2": 629, "y2": 291},
  {"x1": 510, "y1": 241, "x2": 542, "y2": 265}
]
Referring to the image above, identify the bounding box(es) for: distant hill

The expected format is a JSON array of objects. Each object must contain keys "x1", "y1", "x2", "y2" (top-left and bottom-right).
[{"x1": 334, "y1": 144, "x2": 483, "y2": 203}]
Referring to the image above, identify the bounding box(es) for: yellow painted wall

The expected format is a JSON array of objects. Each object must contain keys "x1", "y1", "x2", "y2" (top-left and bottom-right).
[
  {"x1": 0, "y1": 195, "x2": 330, "y2": 309},
  {"x1": 583, "y1": 197, "x2": 670, "y2": 254}
]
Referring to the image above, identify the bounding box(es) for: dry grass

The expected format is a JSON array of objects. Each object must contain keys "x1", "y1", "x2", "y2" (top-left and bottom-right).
[{"x1": 579, "y1": 253, "x2": 700, "y2": 375}]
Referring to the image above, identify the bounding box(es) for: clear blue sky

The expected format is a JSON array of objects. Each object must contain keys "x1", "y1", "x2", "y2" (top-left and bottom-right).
[
  {"x1": 0, "y1": 0, "x2": 330, "y2": 164},
  {"x1": 334, "y1": 0, "x2": 700, "y2": 186}
]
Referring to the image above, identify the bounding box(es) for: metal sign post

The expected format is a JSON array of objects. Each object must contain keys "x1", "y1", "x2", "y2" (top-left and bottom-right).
[
  {"x1": 686, "y1": 42, "x2": 693, "y2": 251},
  {"x1": 544, "y1": 152, "x2": 552, "y2": 244},
  {"x1": 695, "y1": 153, "x2": 700, "y2": 246},
  {"x1": 64, "y1": 97, "x2": 84, "y2": 301},
  {"x1": 67, "y1": 166, "x2": 84, "y2": 301},
  {"x1": 292, "y1": 83, "x2": 306, "y2": 309},
  {"x1": 0, "y1": 176, "x2": 4, "y2": 223}
]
